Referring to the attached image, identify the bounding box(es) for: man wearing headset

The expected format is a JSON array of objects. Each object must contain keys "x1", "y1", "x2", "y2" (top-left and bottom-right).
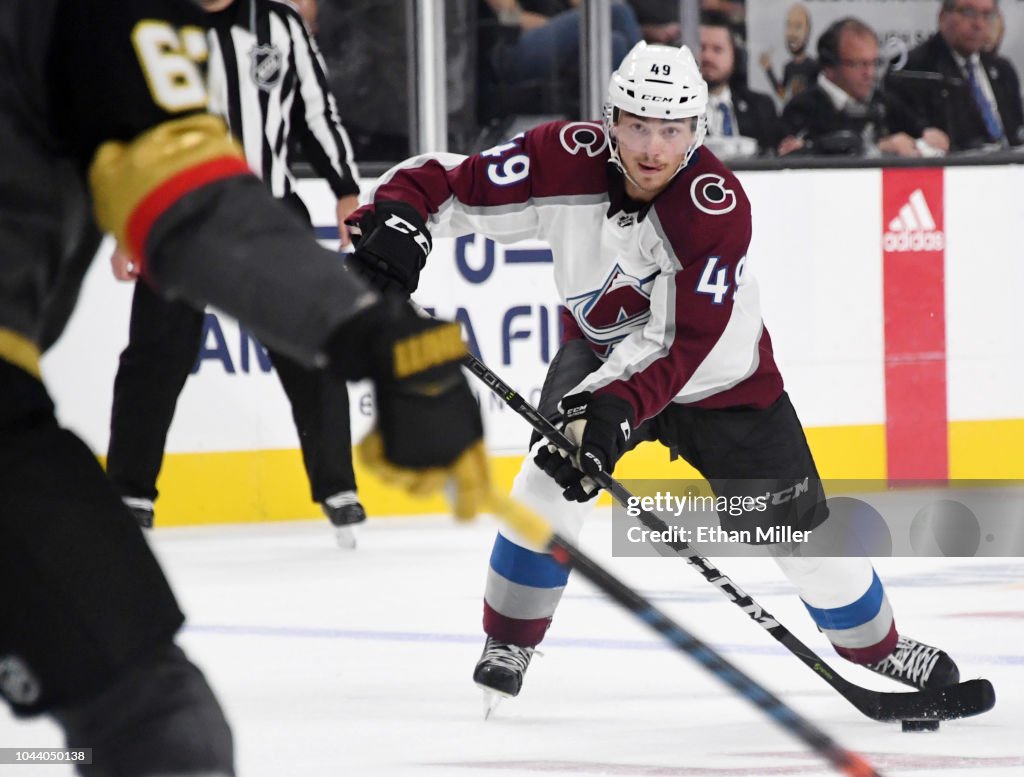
[{"x1": 779, "y1": 17, "x2": 949, "y2": 157}]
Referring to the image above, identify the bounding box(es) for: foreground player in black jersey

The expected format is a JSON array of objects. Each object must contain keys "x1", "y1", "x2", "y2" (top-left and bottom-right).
[{"x1": 0, "y1": 1, "x2": 485, "y2": 774}]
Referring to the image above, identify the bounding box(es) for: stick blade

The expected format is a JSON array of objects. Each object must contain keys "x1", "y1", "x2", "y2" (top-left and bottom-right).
[{"x1": 853, "y1": 678, "x2": 996, "y2": 722}]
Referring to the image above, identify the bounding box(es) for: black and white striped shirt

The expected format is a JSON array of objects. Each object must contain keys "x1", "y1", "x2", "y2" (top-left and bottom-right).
[{"x1": 206, "y1": 0, "x2": 359, "y2": 200}]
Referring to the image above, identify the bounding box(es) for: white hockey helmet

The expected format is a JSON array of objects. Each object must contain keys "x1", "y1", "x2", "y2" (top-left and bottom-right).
[{"x1": 604, "y1": 42, "x2": 709, "y2": 177}]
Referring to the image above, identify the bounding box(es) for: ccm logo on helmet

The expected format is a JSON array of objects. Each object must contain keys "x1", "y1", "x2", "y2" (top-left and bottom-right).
[
  {"x1": 641, "y1": 95, "x2": 673, "y2": 102},
  {"x1": 690, "y1": 173, "x2": 737, "y2": 216}
]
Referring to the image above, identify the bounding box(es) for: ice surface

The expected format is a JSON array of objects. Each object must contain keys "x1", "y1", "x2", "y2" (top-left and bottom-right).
[{"x1": 2, "y1": 511, "x2": 1021, "y2": 776}]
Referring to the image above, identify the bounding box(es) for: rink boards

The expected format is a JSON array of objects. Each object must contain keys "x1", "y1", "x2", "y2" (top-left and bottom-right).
[{"x1": 40, "y1": 163, "x2": 1024, "y2": 524}]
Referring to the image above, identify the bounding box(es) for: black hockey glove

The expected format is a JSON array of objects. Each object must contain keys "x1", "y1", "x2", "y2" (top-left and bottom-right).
[
  {"x1": 346, "y1": 201, "x2": 432, "y2": 297},
  {"x1": 533, "y1": 392, "x2": 634, "y2": 503},
  {"x1": 328, "y1": 300, "x2": 487, "y2": 519}
]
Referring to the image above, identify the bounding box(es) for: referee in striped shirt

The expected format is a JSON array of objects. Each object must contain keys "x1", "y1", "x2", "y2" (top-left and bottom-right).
[
  {"x1": 205, "y1": 0, "x2": 360, "y2": 232},
  {"x1": 107, "y1": 0, "x2": 368, "y2": 546}
]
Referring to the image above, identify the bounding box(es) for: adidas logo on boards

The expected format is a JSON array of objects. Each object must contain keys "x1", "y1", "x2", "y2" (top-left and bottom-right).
[{"x1": 883, "y1": 188, "x2": 945, "y2": 252}]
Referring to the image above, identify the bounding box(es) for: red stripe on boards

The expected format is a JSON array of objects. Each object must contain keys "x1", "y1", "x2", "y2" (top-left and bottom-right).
[{"x1": 881, "y1": 168, "x2": 948, "y2": 481}]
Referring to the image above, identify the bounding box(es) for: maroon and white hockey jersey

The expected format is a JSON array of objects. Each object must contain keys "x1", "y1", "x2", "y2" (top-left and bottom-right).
[{"x1": 362, "y1": 121, "x2": 784, "y2": 425}]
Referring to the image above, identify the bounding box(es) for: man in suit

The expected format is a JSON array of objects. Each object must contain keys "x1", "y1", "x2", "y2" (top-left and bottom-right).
[
  {"x1": 779, "y1": 17, "x2": 949, "y2": 157},
  {"x1": 887, "y1": 0, "x2": 1023, "y2": 150},
  {"x1": 700, "y1": 11, "x2": 783, "y2": 156}
]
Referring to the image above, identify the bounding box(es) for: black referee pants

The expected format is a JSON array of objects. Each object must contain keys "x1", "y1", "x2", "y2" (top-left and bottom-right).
[{"x1": 106, "y1": 198, "x2": 356, "y2": 507}]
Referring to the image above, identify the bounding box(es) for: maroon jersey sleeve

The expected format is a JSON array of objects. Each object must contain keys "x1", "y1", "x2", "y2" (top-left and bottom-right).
[{"x1": 350, "y1": 121, "x2": 609, "y2": 240}]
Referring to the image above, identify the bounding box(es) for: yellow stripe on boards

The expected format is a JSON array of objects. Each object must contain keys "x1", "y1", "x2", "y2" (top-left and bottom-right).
[
  {"x1": 124, "y1": 448, "x2": 527, "y2": 526},
  {"x1": 806, "y1": 424, "x2": 887, "y2": 479},
  {"x1": 949, "y1": 419, "x2": 1024, "y2": 479},
  {"x1": 119, "y1": 420, "x2": 1022, "y2": 525}
]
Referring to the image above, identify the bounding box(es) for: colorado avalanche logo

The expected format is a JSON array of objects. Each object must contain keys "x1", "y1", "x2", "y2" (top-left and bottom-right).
[
  {"x1": 690, "y1": 173, "x2": 737, "y2": 215},
  {"x1": 566, "y1": 264, "x2": 658, "y2": 352},
  {"x1": 559, "y1": 122, "x2": 608, "y2": 157}
]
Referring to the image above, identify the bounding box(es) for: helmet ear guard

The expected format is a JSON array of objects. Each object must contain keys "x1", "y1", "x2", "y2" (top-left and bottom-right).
[{"x1": 603, "y1": 41, "x2": 710, "y2": 183}]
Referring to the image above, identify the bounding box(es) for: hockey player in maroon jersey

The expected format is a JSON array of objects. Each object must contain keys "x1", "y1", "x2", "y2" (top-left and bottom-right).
[
  {"x1": 0, "y1": 0, "x2": 485, "y2": 773},
  {"x1": 346, "y1": 42, "x2": 960, "y2": 708}
]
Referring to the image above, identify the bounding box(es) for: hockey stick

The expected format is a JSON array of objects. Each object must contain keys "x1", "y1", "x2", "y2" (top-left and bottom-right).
[
  {"x1": 464, "y1": 351, "x2": 996, "y2": 724},
  {"x1": 487, "y1": 492, "x2": 882, "y2": 777}
]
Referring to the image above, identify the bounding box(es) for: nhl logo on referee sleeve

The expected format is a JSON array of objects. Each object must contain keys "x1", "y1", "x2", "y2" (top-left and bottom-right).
[{"x1": 250, "y1": 44, "x2": 283, "y2": 91}]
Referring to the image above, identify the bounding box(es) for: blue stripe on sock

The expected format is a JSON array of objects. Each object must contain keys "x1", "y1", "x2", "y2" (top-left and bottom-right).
[
  {"x1": 802, "y1": 571, "x2": 885, "y2": 631},
  {"x1": 489, "y1": 533, "x2": 570, "y2": 590}
]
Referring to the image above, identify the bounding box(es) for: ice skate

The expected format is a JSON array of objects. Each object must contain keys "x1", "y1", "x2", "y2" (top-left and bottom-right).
[
  {"x1": 865, "y1": 635, "x2": 960, "y2": 690},
  {"x1": 322, "y1": 491, "x2": 367, "y2": 549},
  {"x1": 473, "y1": 637, "x2": 536, "y2": 719},
  {"x1": 122, "y1": 496, "x2": 155, "y2": 529}
]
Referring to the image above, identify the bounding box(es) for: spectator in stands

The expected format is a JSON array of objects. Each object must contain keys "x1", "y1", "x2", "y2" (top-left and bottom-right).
[
  {"x1": 626, "y1": 1, "x2": 681, "y2": 44},
  {"x1": 760, "y1": 3, "x2": 818, "y2": 100},
  {"x1": 887, "y1": 0, "x2": 1022, "y2": 149},
  {"x1": 779, "y1": 18, "x2": 949, "y2": 158},
  {"x1": 700, "y1": 11, "x2": 783, "y2": 156},
  {"x1": 702, "y1": 0, "x2": 746, "y2": 40},
  {"x1": 482, "y1": 1, "x2": 643, "y2": 92},
  {"x1": 627, "y1": 1, "x2": 749, "y2": 46}
]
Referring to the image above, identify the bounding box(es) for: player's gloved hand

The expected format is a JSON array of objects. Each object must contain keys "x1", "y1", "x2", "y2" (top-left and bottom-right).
[
  {"x1": 531, "y1": 417, "x2": 577, "y2": 491},
  {"x1": 533, "y1": 392, "x2": 634, "y2": 503},
  {"x1": 345, "y1": 201, "x2": 432, "y2": 297},
  {"x1": 358, "y1": 431, "x2": 489, "y2": 521},
  {"x1": 330, "y1": 300, "x2": 488, "y2": 519},
  {"x1": 534, "y1": 439, "x2": 591, "y2": 500}
]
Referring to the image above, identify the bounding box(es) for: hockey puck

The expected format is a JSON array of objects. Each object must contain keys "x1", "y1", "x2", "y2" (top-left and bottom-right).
[{"x1": 902, "y1": 719, "x2": 940, "y2": 732}]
